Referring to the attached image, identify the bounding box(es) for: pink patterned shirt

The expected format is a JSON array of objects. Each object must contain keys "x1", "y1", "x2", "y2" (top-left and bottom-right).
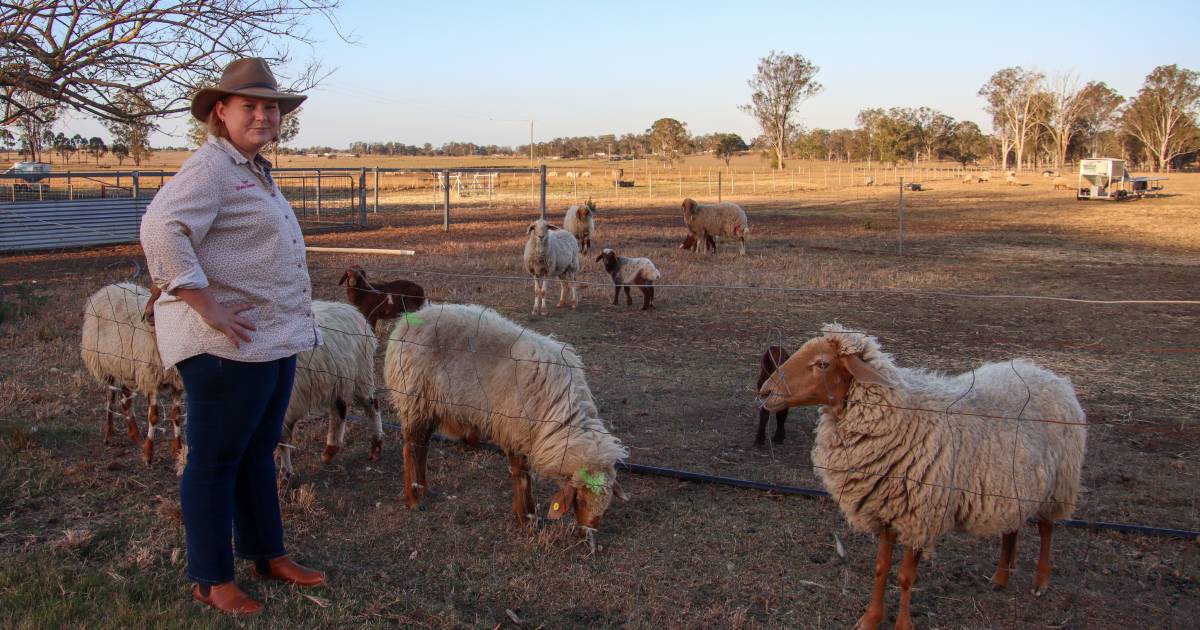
[{"x1": 140, "y1": 136, "x2": 321, "y2": 367}]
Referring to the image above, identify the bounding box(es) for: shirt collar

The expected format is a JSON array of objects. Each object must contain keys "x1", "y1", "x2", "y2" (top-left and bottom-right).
[{"x1": 208, "y1": 135, "x2": 273, "y2": 175}]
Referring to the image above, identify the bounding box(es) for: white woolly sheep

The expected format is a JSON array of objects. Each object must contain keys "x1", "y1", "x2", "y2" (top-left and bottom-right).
[
  {"x1": 384, "y1": 303, "x2": 629, "y2": 549},
  {"x1": 759, "y1": 324, "x2": 1086, "y2": 630},
  {"x1": 595, "y1": 248, "x2": 660, "y2": 310},
  {"x1": 80, "y1": 283, "x2": 184, "y2": 465},
  {"x1": 523, "y1": 219, "x2": 580, "y2": 316},
  {"x1": 978, "y1": 171, "x2": 992, "y2": 182},
  {"x1": 680, "y1": 198, "x2": 749, "y2": 256},
  {"x1": 961, "y1": 174, "x2": 977, "y2": 184},
  {"x1": 277, "y1": 300, "x2": 384, "y2": 482},
  {"x1": 562, "y1": 199, "x2": 596, "y2": 254},
  {"x1": 1052, "y1": 176, "x2": 1071, "y2": 190}
]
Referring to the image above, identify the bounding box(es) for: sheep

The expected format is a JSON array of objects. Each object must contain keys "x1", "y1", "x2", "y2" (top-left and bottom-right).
[
  {"x1": 80, "y1": 282, "x2": 184, "y2": 465},
  {"x1": 338, "y1": 265, "x2": 426, "y2": 330},
  {"x1": 562, "y1": 199, "x2": 596, "y2": 254},
  {"x1": 1041, "y1": 170, "x2": 1059, "y2": 178},
  {"x1": 1006, "y1": 173, "x2": 1021, "y2": 186},
  {"x1": 1052, "y1": 176, "x2": 1071, "y2": 190},
  {"x1": 754, "y1": 346, "x2": 792, "y2": 446},
  {"x1": 277, "y1": 300, "x2": 384, "y2": 482},
  {"x1": 523, "y1": 219, "x2": 580, "y2": 316},
  {"x1": 679, "y1": 233, "x2": 716, "y2": 253},
  {"x1": 758, "y1": 324, "x2": 1086, "y2": 630},
  {"x1": 595, "y1": 248, "x2": 660, "y2": 310},
  {"x1": 863, "y1": 176, "x2": 875, "y2": 186},
  {"x1": 580, "y1": 171, "x2": 592, "y2": 178},
  {"x1": 680, "y1": 198, "x2": 749, "y2": 256},
  {"x1": 383, "y1": 303, "x2": 629, "y2": 549},
  {"x1": 961, "y1": 174, "x2": 977, "y2": 184},
  {"x1": 978, "y1": 171, "x2": 992, "y2": 182}
]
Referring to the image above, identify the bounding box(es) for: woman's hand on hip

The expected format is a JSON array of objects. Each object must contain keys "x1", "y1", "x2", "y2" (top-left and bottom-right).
[{"x1": 174, "y1": 287, "x2": 257, "y2": 349}]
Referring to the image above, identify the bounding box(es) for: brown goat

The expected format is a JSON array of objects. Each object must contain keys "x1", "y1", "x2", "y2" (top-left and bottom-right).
[
  {"x1": 678, "y1": 233, "x2": 716, "y2": 253},
  {"x1": 339, "y1": 265, "x2": 426, "y2": 328},
  {"x1": 755, "y1": 346, "x2": 792, "y2": 445}
]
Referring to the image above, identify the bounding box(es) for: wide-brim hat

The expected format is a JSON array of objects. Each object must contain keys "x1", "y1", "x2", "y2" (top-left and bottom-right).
[{"x1": 190, "y1": 57, "x2": 307, "y2": 121}]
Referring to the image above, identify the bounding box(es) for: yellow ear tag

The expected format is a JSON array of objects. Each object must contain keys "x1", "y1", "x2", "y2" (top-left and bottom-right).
[{"x1": 552, "y1": 502, "x2": 560, "y2": 512}]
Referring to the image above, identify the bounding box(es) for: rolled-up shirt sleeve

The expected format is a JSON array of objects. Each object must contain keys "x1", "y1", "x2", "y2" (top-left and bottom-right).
[{"x1": 139, "y1": 158, "x2": 218, "y2": 294}]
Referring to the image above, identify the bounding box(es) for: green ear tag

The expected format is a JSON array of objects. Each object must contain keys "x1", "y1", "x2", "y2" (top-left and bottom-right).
[
  {"x1": 578, "y1": 467, "x2": 605, "y2": 495},
  {"x1": 403, "y1": 313, "x2": 425, "y2": 326}
]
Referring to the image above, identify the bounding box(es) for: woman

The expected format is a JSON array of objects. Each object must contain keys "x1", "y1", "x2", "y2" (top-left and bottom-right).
[{"x1": 140, "y1": 57, "x2": 325, "y2": 616}]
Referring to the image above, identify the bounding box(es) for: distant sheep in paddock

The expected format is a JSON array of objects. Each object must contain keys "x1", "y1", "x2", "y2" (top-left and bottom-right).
[
  {"x1": 384, "y1": 303, "x2": 629, "y2": 549},
  {"x1": 523, "y1": 219, "x2": 580, "y2": 316},
  {"x1": 863, "y1": 176, "x2": 875, "y2": 186},
  {"x1": 680, "y1": 198, "x2": 749, "y2": 255},
  {"x1": 754, "y1": 346, "x2": 792, "y2": 446},
  {"x1": 759, "y1": 324, "x2": 1086, "y2": 630},
  {"x1": 339, "y1": 265, "x2": 426, "y2": 330},
  {"x1": 1006, "y1": 173, "x2": 1021, "y2": 186},
  {"x1": 1053, "y1": 176, "x2": 1071, "y2": 190},
  {"x1": 595, "y1": 248, "x2": 660, "y2": 310},
  {"x1": 679, "y1": 233, "x2": 716, "y2": 253},
  {"x1": 563, "y1": 199, "x2": 596, "y2": 254},
  {"x1": 978, "y1": 171, "x2": 992, "y2": 182},
  {"x1": 81, "y1": 283, "x2": 183, "y2": 465},
  {"x1": 961, "y1": 174, "x2": 978, "y2": 184},
  {"x1": 1042, "y1": 170, "x2": 1059, "y2": 178},
  {"x1": 580, "y1": 171, "x2": 592, "y2": 178},
  {"x1": 548, "y1": 171, "x2": 559, "y2": 177},
  {"x1": 277, "y1": 300, "x2": 384, "y2": 482}
]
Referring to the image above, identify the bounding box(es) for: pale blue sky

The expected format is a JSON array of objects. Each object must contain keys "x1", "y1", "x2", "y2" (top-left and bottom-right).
[{"x1": 59, "y1": 0, "x2": 1200, "y2": 149}]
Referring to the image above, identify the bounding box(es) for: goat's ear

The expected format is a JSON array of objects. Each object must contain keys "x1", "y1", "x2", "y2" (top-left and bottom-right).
[
  {"x1": 840, "y1": 354, "x2": 893, "y2": 388},
  {"x1": 547, "y1": 484, "x2": 576, "y2": 520}
]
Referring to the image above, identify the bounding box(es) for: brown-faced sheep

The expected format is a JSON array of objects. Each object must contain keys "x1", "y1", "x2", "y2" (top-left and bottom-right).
[
  {"x1": 339, "y1": 265, "x2": 426, "y2": 329},
  {"x1": 563, "y1": 199, "x2": 596, "y2": 254},
  {"x1": 680, "y1": 198, "x2": 749, "y2": 255},
  {"x1": 759, "y1": 324, "x2": 1086, "y2": 630},
  {"x1": 595, "y1": 248, "x2": 660, "y2": 310}
]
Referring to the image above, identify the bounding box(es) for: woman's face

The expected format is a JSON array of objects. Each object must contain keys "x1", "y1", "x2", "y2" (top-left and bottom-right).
[{"x1": 215, "y1": 95, "x2": 280, "y2": 157}]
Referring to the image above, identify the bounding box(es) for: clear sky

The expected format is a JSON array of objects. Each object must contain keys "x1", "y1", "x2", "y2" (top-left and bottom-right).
[{"x1": 57, "y1": 0, "x2": 1200, "y2": 150}]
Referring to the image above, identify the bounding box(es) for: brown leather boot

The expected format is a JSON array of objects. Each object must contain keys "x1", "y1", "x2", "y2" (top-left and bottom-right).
[
  {"x1": 192, "y1": 582, "x2": 263, "y2": 615},
  {"x1": 250, "y1": 555, "x2": 326, "y2": 587}
]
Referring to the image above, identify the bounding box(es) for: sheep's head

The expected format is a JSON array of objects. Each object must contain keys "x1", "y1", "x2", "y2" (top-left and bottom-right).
[
  {"x1": 594, "y1": 248, "x2": 619, "y2": 273},
  {"x1": 582, "y1": 198, "x2": 597, "y2": 218},
  {"x1": 681, "y1": 198, "x2": 698, "y2": 216},
  {"x1": 527, "y1": 219, "x2": 559, "y2": 243},
  {"x1": 758, "y1": 334, "x2": 892, "y2": 412},
  {"x1": 339, "y1": 265, "x2": 367, "y2": 288},
  {"x1": 547, "y1": 465, "x2": 628, "y2": 550}
]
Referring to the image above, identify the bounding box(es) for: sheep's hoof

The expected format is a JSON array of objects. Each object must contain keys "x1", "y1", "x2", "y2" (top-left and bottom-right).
[
  {"x1": 854, "y1": 612, "x2": 884, "y2": 630},
  {"x1": 142, "y1": 439, "x2": 154, "y2": 465},
  {"x1": 320, "y1": 444, "x2": 340, "y2": 464},
  {"x1": 1031, "y1": 582, "x2": 1049, "y2": 597},
  {"x1": 990, "y1": 573, "x2": 1009, "y2": 590},
  {"x1": 171, "y1": 437, "x2": 183, "y2": 457},
  {"x1": 368, "y1": 438, "x2": 383, "y2": 460}
]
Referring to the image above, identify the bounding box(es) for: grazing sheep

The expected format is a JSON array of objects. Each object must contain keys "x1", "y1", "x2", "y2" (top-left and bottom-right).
[
  {"x1": 754, "y1": 346, "x2": 792, "y2": 446},
  {"x1": 548, "y1": 171, "x2": 559, "y2": 177},
  {"x1": 1052, "y1": 176, "x2": 1071, "y2": 190},
  {"x1": 679, "y1": 233, "x2": 716, "y2": 253},
  {"x1": 523, "y1": 219, "x2": 580, "y2": 316},
  {"x1": 595, "y1": 248, "x2": 660, "y2": 310},
  {"x1": 580, "y1": 171, "x2": 592, "y2": 178},
  {"x1": 339, "y1": 265, "x2": 426, "y2": 329},
  {"x1": 384, "y1": 303, "x2": 629, "y2": 548},
  {"x1": 563, "y1": 199, "x2": 596, "y2": 254},
  {"x1": 680, "y1": 198, "x2": 749, "y2": 255},
  {"x1": 80, "y1": 283, "x2": 184, "y2": 465},
  {"x1": 863, "y1": 176, "x2": 875, "y2": 187},
  {"x1": 276, "y1": 300, "x2": 384, "y2": 482},
  {"x1": 978, "y1": 171, "x2": 992, "y2": 182},
  {"x1": 1042, "y1": 170, "x2": 1059, "y2": 178},
  {"x1": 961, "y1": 174, "x2": 978, "y2": 184},
  {"x1": 758, "y1": 324, "x2": 1086, "y2": 630}
]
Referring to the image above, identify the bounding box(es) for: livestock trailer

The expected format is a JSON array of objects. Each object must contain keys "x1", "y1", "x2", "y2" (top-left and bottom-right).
[{"x1": 1077, "y1": 158, "x2": 1166, "y2": 200}]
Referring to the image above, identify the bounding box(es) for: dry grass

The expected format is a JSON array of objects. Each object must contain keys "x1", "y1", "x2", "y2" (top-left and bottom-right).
[{"x1": 1, "y1": 174, "x2": 1198, "y2": 628}]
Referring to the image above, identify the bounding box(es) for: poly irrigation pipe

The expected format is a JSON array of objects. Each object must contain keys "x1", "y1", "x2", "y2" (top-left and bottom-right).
[
  {"x1": 306, "y1": 246, "x2": 415, "y2": 256},
  {"x1": 355, "y1": 417, "x2": 1199, "y2": 541}
]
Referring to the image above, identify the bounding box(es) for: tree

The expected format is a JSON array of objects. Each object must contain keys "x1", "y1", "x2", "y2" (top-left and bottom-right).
[
  {"x1": 944, "y1": 121, "x2": 990, "y2": 166},
  {"x1": 1076, "y1": 82, "x2": 1124, "y2": 159},
  {"x1": 1, "y1": 1, "x2": 342, "y2": 126},
  {"x1": 980, "y1": 67, "x2": 1045, "y2": 170},
  {"x1": 647, "y1": 118, "x2": 689, "y2": 167},
  {"x1": 742, "y1": 52, "x2": 822, "y2": 170},
  {"x1": 711, "y1": 133, "x2": 748, "y2": 167},
  {"x1": 111, "y1": 143, "x2": 130, "y2": 166},
  {"x1": 54, "y1": 132, "x2": 76, "y2": 163},
  {"x1": 272, "y1": 107, "x2": 303, "y2": 162},
  {"x1": 904, "y1": 107, "x2": 955, "y2": 163},
  {"x1": 105, "y1": 92, "x2": 155, "y2": 167},
  {"x1": 9, "y1": 91, "x2": 58, "y2": 162},
  {"x1": 0, "y1": 127, "x2": 14, "y2": 158},
  {"x1": 87, "y1": 137, "x2": 107, "y2": 164},
  {"x1": 1121, "y1": 65, "x2": 1200, "y2": 172}
]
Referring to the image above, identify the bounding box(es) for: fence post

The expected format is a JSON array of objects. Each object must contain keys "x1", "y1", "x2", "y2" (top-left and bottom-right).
[
  {"x1": 67, "y1": 172, "x2": 72, "y2": 200},
  {"x1": 373, "y1": 167, "x2": 380, "y2": 213},
  {"x1": 898, "y1": 177, "x2": 905, "y2": 256},
  {"x1": 539, "y1": 164, "x2": 547, "y2": 221},
  {"x1": 316, "y1": 170, "x2": 322, "y2": 220},
  {"x1": 717, "y1": 171, "x2": 722, "y2": 202},
  {"x1": 649, "y1": 171, "x2": 653, "y2": 198},
  {"x1": 132, "y1": 172, "x2": 140, "y2": 199},
  {"x1": 359, "y1": 167, "x2": 367, "y2": 227},
  {"x1": 443, "y1": 170, "x2": 451, "y2": 231}
]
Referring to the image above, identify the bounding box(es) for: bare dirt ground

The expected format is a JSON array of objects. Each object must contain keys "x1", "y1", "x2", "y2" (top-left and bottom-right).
[{"x1": 1, "y1": 174, "x2": 1198, "y2": 629}]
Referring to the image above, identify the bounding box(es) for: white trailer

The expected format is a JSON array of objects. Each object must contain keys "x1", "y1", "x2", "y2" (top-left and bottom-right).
[{"x1": 1077, "y1": 158, "x2": 1166, "y2": 200}]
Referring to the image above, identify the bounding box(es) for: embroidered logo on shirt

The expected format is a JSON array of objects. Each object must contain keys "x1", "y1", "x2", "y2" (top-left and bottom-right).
[{"x1": 234, "y1": 180, "x2": 256, "y2": 191}]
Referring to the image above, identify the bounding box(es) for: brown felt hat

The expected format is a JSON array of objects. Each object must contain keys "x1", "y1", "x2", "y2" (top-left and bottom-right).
[{"x1": 190, "y1": 58, "x2": 307, "y2": 121}]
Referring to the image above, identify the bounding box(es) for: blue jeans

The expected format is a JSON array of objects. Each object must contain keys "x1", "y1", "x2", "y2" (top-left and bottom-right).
[{"x1": 177, "y1": 353, "x2": 296, "y2": 585}]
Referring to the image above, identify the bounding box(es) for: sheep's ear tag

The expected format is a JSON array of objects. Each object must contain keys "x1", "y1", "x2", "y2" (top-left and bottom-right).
[
  {"x1": 579, "y1": 467, "x2": 605, "y2": 495},
  {"x1": 547, "y1": 485, "x2": 575, "y2": 519},
  {"x1": 403, "y1": 313, "x2": 425, "y2": 326}
]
